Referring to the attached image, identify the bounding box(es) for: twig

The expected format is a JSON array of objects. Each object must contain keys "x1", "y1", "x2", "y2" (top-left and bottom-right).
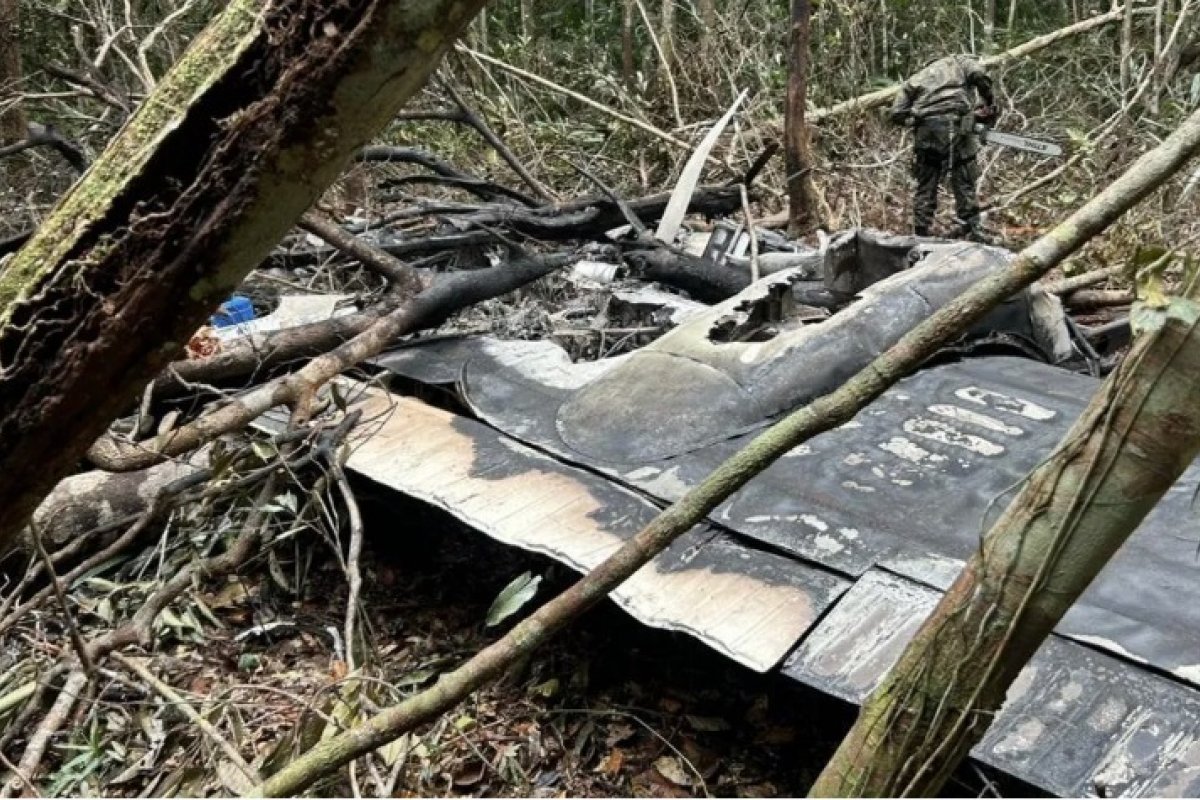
[
  {"x1": 297, "y1": 211, "x2": 425, "y2": 294},
  {"x1": 0, "y1": 122, "x2": 87, "y2": 172},
  {"x1": 357, "y1": 145, "x2": 539, "y2": 206},
  {"x1": 1064, "y1": 288, "x2": 1135, "y2": 309},
  {"x1": 0, "y1": 750, "x2": 38, "y2": 798},
  {"x1": 632, "y1": 0, "x2": 684, "y2": 129},
  {"x1": 3, "y1": 670, "x2": 88, "y2": 798},
  {"x1": 110, "y1": 653, "x2": 259, "y2": 786},
  {"x1": 739, "y1": 183, "x2": 761, "y2": 283},
  {"x1": 0, "y1": 665, "x2": 67, "y2": 753},
  {"x1": 29, "y1": 524, "x2": 95, "y2": 678},
  {"x1": 332, "y1": 465, "x2": 364, "y2": 672},
  {"x1": 456, "y1": 45, "x2": 696, "y2": 152},
  {"x1": 440, "y1": 81, "x2": 556, "y2": 202},
  {"x1": 1040, "y1": 265, "x2": 1124, "y2": 295}
]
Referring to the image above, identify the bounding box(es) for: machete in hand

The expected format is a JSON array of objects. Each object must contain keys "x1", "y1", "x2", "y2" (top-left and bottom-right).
[{"x1": 975, "y1": 123, "x2": 1063, "y2": 157}]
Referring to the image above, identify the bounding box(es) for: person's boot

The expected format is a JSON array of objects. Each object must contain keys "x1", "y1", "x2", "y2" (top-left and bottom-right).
[{"x1": 965, "y1": 219, "x2": 997, "y2": 245}]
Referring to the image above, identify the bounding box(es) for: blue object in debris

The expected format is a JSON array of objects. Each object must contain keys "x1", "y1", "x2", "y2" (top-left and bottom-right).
[{"x1": 210, "y1": 295, "x2": 256, "y2": 328}]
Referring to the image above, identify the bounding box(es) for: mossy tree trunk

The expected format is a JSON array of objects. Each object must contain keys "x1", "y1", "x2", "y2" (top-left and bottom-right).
[
  {"x1": 0, "y1": 0, "x2": 487, "y2": 554},
  {"x1": 811, "y1": 273, "x2": 1200, "y2": 797}
]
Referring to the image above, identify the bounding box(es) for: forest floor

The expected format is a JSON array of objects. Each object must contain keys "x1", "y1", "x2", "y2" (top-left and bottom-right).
[{"x1": 40, "y1": 476, "x2": 1034, "y2": 799}]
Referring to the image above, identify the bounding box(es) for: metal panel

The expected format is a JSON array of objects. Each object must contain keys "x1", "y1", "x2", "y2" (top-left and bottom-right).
[
  {"x1": 377, "y1": 341, "x2": 1200, "y2": 685},
  {"x1": 782, "y1": 570, "x2": 1200, "y2": 797},
  {"x1": 337, "y1": 383, "x2": 847, "y2": 673}
]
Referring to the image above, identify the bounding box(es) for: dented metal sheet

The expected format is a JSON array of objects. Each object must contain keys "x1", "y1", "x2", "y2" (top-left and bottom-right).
[
  {"x1": 782, "y1": 570, "x2": 1200, "y2": 797},
  {"x1": 376, "y1": 337, "x2": 1200, "y2": 686},
  {"x1": 338, "y1": 384, "x2": 847, "y2": 672}
]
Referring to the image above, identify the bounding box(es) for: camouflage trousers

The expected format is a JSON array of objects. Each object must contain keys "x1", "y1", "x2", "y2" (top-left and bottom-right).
[{"x1": 911, "y1": 118, "x2": 982, "y2": 236}]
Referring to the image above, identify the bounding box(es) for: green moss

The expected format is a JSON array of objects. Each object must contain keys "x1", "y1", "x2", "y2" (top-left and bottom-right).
[{"x1": 0, "y1": 0, "x2": 267, "y2": 326}]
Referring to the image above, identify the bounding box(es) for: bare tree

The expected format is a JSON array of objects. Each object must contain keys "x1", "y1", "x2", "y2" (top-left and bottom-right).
[
  {"x1": 984, "y1": 0, "x2": 998, "y2": 51},
  {"x1": 785, "y1": 0, "x2": 821, "y2": 234},
  {"x1": 622, "y1": 0, "x2": 637, "y2": 87},
  {"x1": 0, "y1": 0, "x2": 25, "y2": 144},
  {"x1": 659, "y1": 0, "x2": 676, "y2": 66},
  {"x1": 1121, "y1": 0, "x2": 1135, "y2": 92}
]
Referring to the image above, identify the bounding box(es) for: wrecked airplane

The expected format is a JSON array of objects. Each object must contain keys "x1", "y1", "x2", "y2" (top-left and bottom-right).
[{"x1": 289, "y1": 229, "x2": 1198, "y2": 796}]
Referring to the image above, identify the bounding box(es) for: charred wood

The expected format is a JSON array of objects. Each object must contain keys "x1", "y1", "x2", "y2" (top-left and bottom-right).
[{"x1": 272, "y1": 186, "x2": 742, "y2": 268}]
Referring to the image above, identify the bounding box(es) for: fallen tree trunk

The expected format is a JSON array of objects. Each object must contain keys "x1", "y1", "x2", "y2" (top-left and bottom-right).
[
  {"x1": 624, "y1": 248, "x2": 753, "y2": 302},
  {"x1": 812, "y1": 6, "x2": 1140, "y2": 122},
  {"x1": 154, "y1": 306, "x2": 391, "y2": 397},
  {"x1": 810, "y1": 271, "x2": 1200, "y2": 797},
  {"x1": 152, "y1": 248, "x2": 569, "y2": 398},
  {"x1": 0, "y1": 0, "x2": 487, "y2": 553},
  {"x1": 253, "y1": 91, "x2": 1200, "y2": 800},
  {"x1": 25, "y1": 457, "x2": 206, "y2": 553}
]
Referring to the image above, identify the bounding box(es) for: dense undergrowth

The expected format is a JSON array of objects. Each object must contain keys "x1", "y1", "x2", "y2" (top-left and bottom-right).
[{"x1": 4, "y1": 0, "x2": 1199, "y2": 270}]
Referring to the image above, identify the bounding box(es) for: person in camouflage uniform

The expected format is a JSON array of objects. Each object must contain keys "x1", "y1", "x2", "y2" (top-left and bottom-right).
[{"x1": 890, "y1": 55, "x2": 997, "y2": 240}]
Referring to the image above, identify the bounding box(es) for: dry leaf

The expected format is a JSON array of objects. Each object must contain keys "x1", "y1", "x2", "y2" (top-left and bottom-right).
[
  {"x1": 595, "y1": 748, "x2": 625, "y2": 775},
  {"x1": 653, "y1": 755, "x2": 694, "y2": 787},
  {"x1": 452, "y1": 761, "x2": 486, "y2": 787}
]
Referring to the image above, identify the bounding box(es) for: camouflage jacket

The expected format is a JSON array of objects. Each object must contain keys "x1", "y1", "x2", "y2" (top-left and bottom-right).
[{"x1": 889, "y1": 55, "x2": 995, "y2": 124}]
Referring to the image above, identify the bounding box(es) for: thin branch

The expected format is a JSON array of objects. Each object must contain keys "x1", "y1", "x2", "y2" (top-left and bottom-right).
[
  {"x1": 297, "y1": 210, "x2": 425, "y2": 293},
  {"x1": 89, "y1": 254, "x2": 574, "y2": 471},
  {"x1": 110, "y1": 653, "x2": 259, "y2": 786},
  {"x1": 440, "y1": 81, "x2": 556, "y2": 202}
]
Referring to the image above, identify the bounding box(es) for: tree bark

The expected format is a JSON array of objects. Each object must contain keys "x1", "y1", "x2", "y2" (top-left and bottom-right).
[
  {"x1": 253, "y1": 97, "x2": 1200, "y2": 800},
  {"x1": 659, "y1": 0, "x2": 676, "y2": 67},
  {"x1": 811, "y1": 272, "x2": 1200, "y2": 797},
  {"x1": 622, "y1": 0, "x2": 637, "y2": 89},
  {"x1": 785, "y1": 0, "x2": 821, "y2": 235},
  {"x1": 0, "y1": 0, "x2": 24, "y2": 145},
  {"x1": 1120, "y1": 0, "x2": 1135, "y2": 92},
  {"x1": 0, "y1": 0, "x2": 487, "y2": 554}
]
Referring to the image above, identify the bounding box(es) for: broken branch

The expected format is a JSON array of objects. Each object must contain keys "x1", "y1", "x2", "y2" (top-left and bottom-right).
[
  {"x1": 89, "y1": 253, "x2": 575, "y2": 471},
  {"x1": 297, "y1": 210, "x2": 425, "y2": 293}
]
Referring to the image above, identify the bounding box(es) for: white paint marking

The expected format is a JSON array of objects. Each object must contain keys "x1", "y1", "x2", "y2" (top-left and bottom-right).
[
  {"x1": 903, "y1": 418, "x2": 1005, "y2": 457},
  {"x1": 879, "y1": 436, "x2": 947, "y2": 465},
  {"x1": 954, "y1": 386, "x2": 1056, "y2": 421},
  {"x1": 1175, "y1": 665, "x2": 1200, "y2": 686},
  {"x1": 813, "y1": 534, "x2": 845, "y2": 554},
  {"x1": 928, "y1": 404, "x2": 1024, "y2": 436},
  {"x1": 800, "y1": 514, "x2": 828, "y2": 532}
]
